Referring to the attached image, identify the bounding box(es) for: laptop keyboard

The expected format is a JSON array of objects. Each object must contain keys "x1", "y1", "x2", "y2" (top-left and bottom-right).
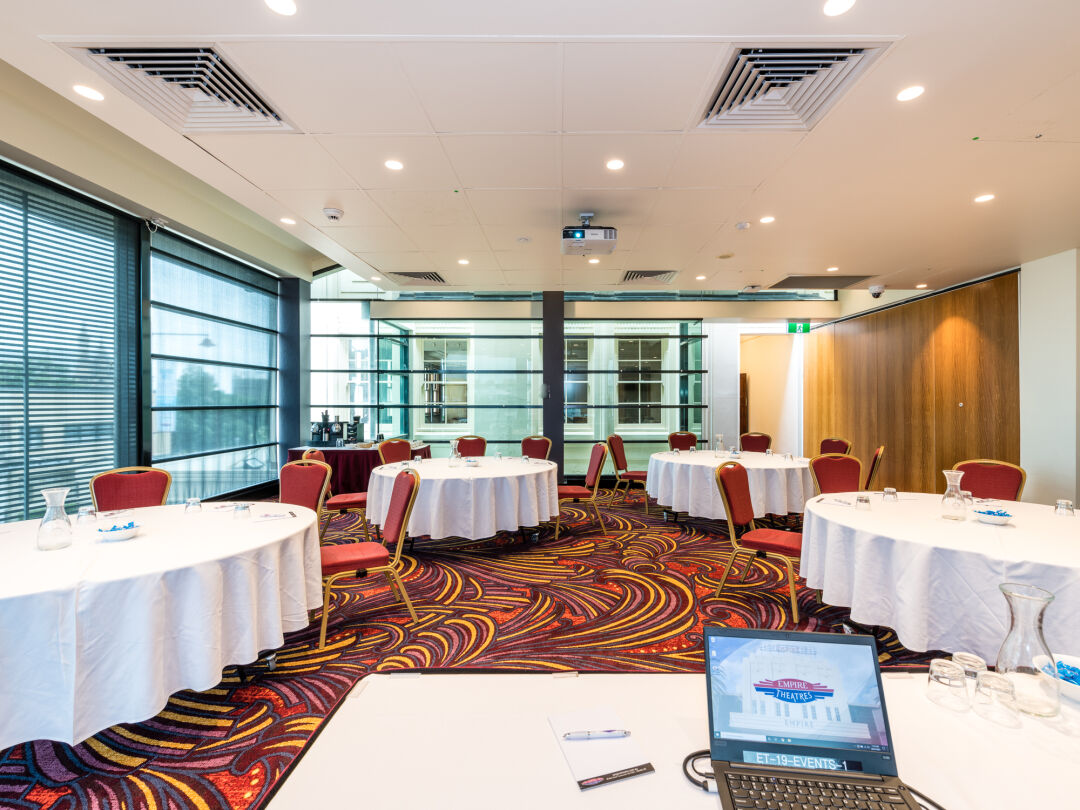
[{"x1": 725, "y1": 773, "x2": 908, "y2": 809}]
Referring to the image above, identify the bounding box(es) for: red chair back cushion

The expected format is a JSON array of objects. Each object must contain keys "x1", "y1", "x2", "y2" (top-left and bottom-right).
[
  {"x1": 717, "y1": 464, "x2": 755, "y2": 527},
  {"x1": 280, "y1": 462, "x2": 329, "y2": 511},
  {"x1": 92, "y1": 469, "x2": 170, "y2": 511},
  {"x1": 585, "y1": 444, "x2": 606, "y2": 489},
  {"x1": 302, "y1": 449, "x2": 327, "y2": 463},
  {"x1": 811, "y1": 455, "x2": 862, "y2": 494},
  {"x1": 954, "y1": 462, "x2": 1023, "y2": 500},
  {"x1": 864, "y1": 446, "x2": 885, "y2": 490},
  {"x1": 668, "y1": 432, "x2": 697, "y2": 451},
  {"x1": 820, "y1": 438, "x2": 851, "y2": 454},
  {"x1": 382, "y1": 470, "x2": 418, "y2": 544},
  {"x1": 456, "y1": 436, "x2": 486, "y2": 456},
  {"x1": 740, "y1": 433, "x2": 772, "y2": 452},
  {"x1": 607, "y1": 434, "x2": 628, "y2": 471},
  {"x1": 379, "y1": 440, "x2": 412, "y2": 464},
  {"x1": 521, "y1": 436, "x2": 550, "y2": 460}
]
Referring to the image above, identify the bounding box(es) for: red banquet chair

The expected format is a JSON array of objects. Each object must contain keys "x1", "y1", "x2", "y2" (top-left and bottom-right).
[
  {"x1": 606, "y1": 433, "x2": 649, "y2": 512},
  {"x1": 739, "y1": 432, "x2": 772, "y2": 453},
  {"x1": 809, "y1": 454, "x2": 864, "y2": 495},
  {"x1": 668, "y1": 431, "x2": 698, "y2": 451},
  {"x1": 89, "y1": 467, "x2": 172, "y2": 511},
  {"x1": 302, "y1": 449, "x2": 371, "y2": 542},
  {"x1": 521, "y1": 435, "x2": 552, "y2": 460},
  {"x1": 555, "y1": 443, "x2": 609, "y2": 539},
  {"x1": 864, "y1": 445, "x2": 886, "y2": 490},
  {"x1": 714, "y1": 462, "x2": 804, "y2": 623},
  {"x1": 819, "y1": 437, "x2": 853, "y2": 455},
  {"x1": 952, "y1": 459, "x2": 1026, "y2": 501},
  {"x1": 455, "y1": 435, "x2": 487, "y2": 456},
  {"x1": 279, "y1": 460, "x2": 332, "y2": 532},
  {"x1": 378, "y1": 439, "x2": 412, "y2": 465},
  {"x1": 318, "y1": 468, "x2": 421, "y2": 648}
]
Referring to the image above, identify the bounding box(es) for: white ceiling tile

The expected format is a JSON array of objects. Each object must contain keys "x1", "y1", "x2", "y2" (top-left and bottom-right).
[
  {"x1": 563, "y1": 269, "x2": 627, "y2": 287},
  {"x1": 190, "y1": 134, "x2": 355, "y2": 190},
  {"x1": 622, "y1": 251, "x2": 688, "y2": 271},
  {"x1": 318, "y1": 135, "x2": 460, "y2": 190},
  {"x1": 267, "y1": 189, "x2": 395, "y2": 228},
  {"x1": 325, "y1": 226, "x2": 419, "y2": 252},
  {"x1": 666, "y1": 132, "x2": 807, "y2": 187},
  {"x1": 496, "y1": 252, "x2": 564, "y2": 271},
  {"x1": 425, "y1": 251, "x2": 501, "y2": 273},
  {"x1": 219, "y1": 42, "x2": 430, "y2": 134},
  {"x1": 562, "y1": 134, "x2": 682, "y2": 188},
  {"x1": 502, "y1": 269, "x2": 564, "y2": 288},
  {"x1": 396, "y1": 42, "x2": 560, "y2": 132},
  {"x1": 366, "y1": 189, "x2": 477, "y2": 227},
  {"x1": 408, "y1": 224, "x2": 491, "y2": 252},
  {"x1": 467, "y1": 190, "x2": 562, "y2": 226},
  {"x1": 352, "y1": 252, "x2": 435, "y2": 272},
  {"x1": 443, "y1": 270, "x2": 508, "y2": 287},
  {"x1": 482, "y1": 225, "x2": 558, "y2": 252},
  {"x1": 560, "y1": 189, "x2": 659, "y2": 226},
  {"x1": 649, "y1": 188, "x2": 751, "y2": 225},
  {"x1": 562, "y1": 43, "x2": 726, "y2": 132},
  {"x1": 440, "y1": 135, "x2": 559, "y2": 188},
  {"x1": 632, "y1": 223, "x2": 718, "y2": 261}
]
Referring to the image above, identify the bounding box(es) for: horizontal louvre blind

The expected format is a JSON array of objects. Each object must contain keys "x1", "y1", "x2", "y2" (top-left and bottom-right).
[
  {"x1": 149, "y1": 238, "x2": 280, "y2": 501},
  {"x1": 0, "y1": 164, "x2": 138, "y2": 522}
]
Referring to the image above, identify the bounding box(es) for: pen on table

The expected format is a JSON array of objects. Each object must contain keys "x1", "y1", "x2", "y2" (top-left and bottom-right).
[{"x1": 563, "y1": 729, "x2": 630, "y2": 740}]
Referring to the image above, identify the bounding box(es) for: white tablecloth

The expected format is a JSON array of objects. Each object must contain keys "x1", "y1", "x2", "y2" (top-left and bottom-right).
[
  {"x1": 0, "y1": 503, "x2": 323, "y2": 750},
  {"x1": 802, "y1": 492, "x2": 1080, "y2": 660},
  {"x1": 646, "y1": 451, "x2": 815, "y2": 520},
  {"x1": 367, "y1": 457, "x2": 559, "y2": 540}
]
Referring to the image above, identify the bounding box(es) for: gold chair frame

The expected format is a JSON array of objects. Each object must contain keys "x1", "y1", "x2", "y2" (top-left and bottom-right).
[
  {"x1": 713, "y1": 462, "x2": 801, "y2": 623},
  {"x1": 281, "y1": 459, "x2": 333, "y2": 540},
  {"x1": 521, "y1": 435, "x2": 552, "y2": 460},
  {"x1": 864, "y1": 445, "x2": 886, "y2": 490},
  {"x1": 952, "y1": 458, "x2": 1027, "y2": 500},
  {"x1": 606, "y1": 434, "x2": 648, "y2": 513},
  {"x1": 819, "y1": 436, "x2": 853, "y2": 455},
  {"x1": 303, "y1": 449, "x2": 371, "y2": 542},
  {"x1": 555, "y1": 442, "x2": 609, "y2": 540},
  {"x1": 89, "y1": 466, "x2": 172, "y2": 511},
  {"x1": 739, "y1": 432, "x2": 772, "y2": 452},
  {"x1": 808, "y1": 453, "x2": 864, "y2": 496},
  {"x1": 667, "y1": 431, "x2": 698, "y2": 450},
  {"x1": 319, "y1": 468, "x2": 421, "y2": 648},
  {"x1": 377, "y1": 439, "x2": 413, "y2": 465},
  {"x1": 454, "y1": 435, "x2": 487, "y2": 456}
]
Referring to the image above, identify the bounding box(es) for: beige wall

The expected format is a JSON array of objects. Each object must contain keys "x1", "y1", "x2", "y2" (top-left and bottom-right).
[{"x1": 739, "y1": 334, "x2": 802, "y2": 456}]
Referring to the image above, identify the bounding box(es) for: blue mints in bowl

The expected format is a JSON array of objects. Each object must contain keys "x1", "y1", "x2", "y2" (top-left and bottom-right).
[{"x1": 974, "y1": 509, "x2": 1011, "y2": 517}]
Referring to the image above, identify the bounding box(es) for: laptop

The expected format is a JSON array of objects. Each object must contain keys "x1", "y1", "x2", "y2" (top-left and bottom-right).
[{"x1": 705, "y1": 627, "x2": 920, "y2": 810}]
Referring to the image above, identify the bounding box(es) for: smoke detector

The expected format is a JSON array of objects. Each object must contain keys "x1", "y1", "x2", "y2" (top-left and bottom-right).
[{"x1": 323, "y1": 207, "x2": 344, "y2": 222}]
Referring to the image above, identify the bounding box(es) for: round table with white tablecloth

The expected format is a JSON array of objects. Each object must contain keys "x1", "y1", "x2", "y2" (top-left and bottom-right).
[
  {"x1": 645, "y1": 450, "x2": 815, "y2": 520},
  {"x1": 367, "y1": 457, "x2": 559, "y2": 540},
  {"x1": 801, "y1": 492, "x2": 1080, "y2": 661},
  {"x1": 0, "y1": 502, "x2": 323, "y2": 751}
]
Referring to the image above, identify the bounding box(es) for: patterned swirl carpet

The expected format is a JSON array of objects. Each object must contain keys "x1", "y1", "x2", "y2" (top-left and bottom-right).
[{"x1": 0, "y1": 492, "x2": 934, "y2": 810}]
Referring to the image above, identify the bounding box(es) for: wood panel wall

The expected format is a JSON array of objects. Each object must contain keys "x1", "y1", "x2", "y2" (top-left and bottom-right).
[{"x1": 803, "y1": 273, "x2": 1020, "y2": 493}]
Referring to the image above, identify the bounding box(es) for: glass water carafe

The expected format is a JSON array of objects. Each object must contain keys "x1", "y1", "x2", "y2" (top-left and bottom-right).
[
  {"x1": 941, "y1": 469, "x2": 966, "y2": 520},
  {"x1": 996, "y1": 583, "x2": 1060, "y2": 717},
  {"x1": 37, "y1": 487, "x2": 73, "y2": 550},
  {"x1": 448, "y1": 439, "x2": 461, "y2": 467}
]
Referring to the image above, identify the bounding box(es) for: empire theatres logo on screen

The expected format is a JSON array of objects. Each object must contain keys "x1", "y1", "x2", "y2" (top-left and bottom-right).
[{"x1": 753, "y1": 678, "x2": 834, "y2": 704}]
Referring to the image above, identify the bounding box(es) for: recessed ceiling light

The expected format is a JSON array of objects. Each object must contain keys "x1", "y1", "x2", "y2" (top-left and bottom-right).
[
  {"x1": 384, "y1": 159, "x2": 404, "y2": 171},
  {"x1": 605, "y1": 158, "x2": 625, "y2": 171},
  {"x1": 264, "y1": 0, "x2": 298, "y2": 16},
  {"x1": 73, "y1": 85, "x2": 104, "y2": 101},
  {"x1": 896, "y1": 85, "x2": 925, "y2": 102},
  {"x1": 974, "y1": 193, "x2": 995, "y2": 203},
  {"x1": 588, "y1": 258, "x2": 600, "y2": 264},
  {"x1": 370, "y1": 275, "x2": 381, "y2": 281},
  {"x1": 696, "y1": 275, "x2": 707, "y2": 280},
  {"x1": 915, "y1": 283, "x2": 928, "y2": 289},
  {"x1": 826, "y1": 266, "x2": 839, "y2": 272},
  {"x1": 759, "y1": 216, "x2": 776, "y2": 224},
  {"x1": 279, "y1": 217, "x2": 296, "y2": 225},
  {"x1": 457, "y1": 258, "x2": 470, "y2": 265},
  {"x1": 823, "y1": 0, "x2": 856, "y2": 16}
]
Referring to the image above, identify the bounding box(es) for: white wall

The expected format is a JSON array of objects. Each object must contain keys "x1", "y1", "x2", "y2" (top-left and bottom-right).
[
  {"x1": 702, "y1": 321, "x2": 742, "y2": 448},
  {"x1": 739, "y1": 335, "x2": 803, "y2": 456},
  {"x1": 1019, "y1": 249, "x2": 1080, "y2": 503}
]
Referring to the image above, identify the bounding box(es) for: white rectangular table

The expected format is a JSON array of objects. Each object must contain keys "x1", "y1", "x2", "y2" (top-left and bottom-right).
[{"x1": 269, "y1": 672, "x2": 1076, "y2": 809}]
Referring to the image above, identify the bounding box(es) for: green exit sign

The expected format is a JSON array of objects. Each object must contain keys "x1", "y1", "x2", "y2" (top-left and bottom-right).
[{"x1": 787, "y1": 322, "x2": 811, "y2": 334}]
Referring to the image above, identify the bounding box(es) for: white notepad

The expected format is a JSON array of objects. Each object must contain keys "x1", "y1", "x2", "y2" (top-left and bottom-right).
[{"x1": 548, "y1": 707, "x2": 654, "y2": 791}]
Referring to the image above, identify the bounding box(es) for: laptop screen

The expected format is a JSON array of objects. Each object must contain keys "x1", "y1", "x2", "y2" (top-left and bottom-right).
[{"x1": 705, "y1": 627, "x2": 898, "y2": 776}]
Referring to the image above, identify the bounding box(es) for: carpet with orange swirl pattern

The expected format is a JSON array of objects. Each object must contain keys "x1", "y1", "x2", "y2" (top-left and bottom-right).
[{"x1": 0, "y1": 493, "x2": 935, "y2": 810}]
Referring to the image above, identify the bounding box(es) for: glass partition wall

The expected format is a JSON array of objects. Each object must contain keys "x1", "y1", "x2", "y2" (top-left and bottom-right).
[{"x1": 309, "y1": 306, "x2": 705, "y2": 472}]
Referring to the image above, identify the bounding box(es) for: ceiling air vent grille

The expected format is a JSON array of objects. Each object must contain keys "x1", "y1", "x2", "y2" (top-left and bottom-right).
[
  {"x1": 700, "y1": 44, "x2": 885, "y2": 131},
  {"x1": 389, "y1": 271, "x2": 447, "y2": 285},
  {"x1": 620, "y1": 270, "x2": 677, "y2": 285},
  {"x1": 71, "y1": 46, "x2": 293, "y2": 133}
]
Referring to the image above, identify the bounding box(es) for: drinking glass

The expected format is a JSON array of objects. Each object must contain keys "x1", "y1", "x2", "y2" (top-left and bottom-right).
[
  {"x1": 232, "y1": 503, "x2": 252, "y2": 520},
  {"x1": 495, "y1": 451, "x2": 503, "y2": 460},
  {"x1": 672, "y1": 448, "x2": 680, "y2": 456},
  {"x1": 729, "y1": 445, "x2": 738, "y2": 456},
  {"x1": 961, "y1": 490, "x2": 974, "y2": 509},
  {"x1": 184, "y1": 497, "x2": 202, "y2": 513},
  {"x1": 76, "y1": 506, "x2": 97, "y2": 527},
  {"x1": 855, "y1": 494, "x2": 871, "y2": 511},
  {"x1": 882, "y1": 487, "x2": 898, "y2": 503},
  {"x1": 715, "y1": 433, "x2": 724, "y2": 453},
  {"x1": 973, "y1": 671, "x2": 1020, "y2": 727},
  {"x1": 688, "y1": 445, "x2": 695, "y2": 453},
  {"x1": 1055, "y1": 499, "x2": 1075, "y2": 516},
  {"x1": 926, "y1": 659, "x2": 970, "y2": 711},
  {"x1": 413, "y1": 455, "x2": 422, "y2": 465},
  {"x1": 765, "y1": 448, "x2": 773, "y2": 456},
  {"x1": 952, "y1": 651, "x2": 988, "y2": 681}
]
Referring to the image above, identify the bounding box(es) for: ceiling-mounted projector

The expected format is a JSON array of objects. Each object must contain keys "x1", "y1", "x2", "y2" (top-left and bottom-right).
[{"x1": 561, "y1": 212, "x2": 617, "y2": 255}]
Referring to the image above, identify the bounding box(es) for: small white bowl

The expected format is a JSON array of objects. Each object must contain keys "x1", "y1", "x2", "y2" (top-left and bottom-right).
[
  {"x1": 1054, "y1": 653, "x2": 1080, "y2": 704},
  {"x1": 98, "y1": 524, "x2": 140, "y2": 542},
  {"x1": 464, "y1": 458, "x2": 480, "y2": 466},
  {"x1": 974, "y1": 511, "x2": 1012, "y2": 526}
]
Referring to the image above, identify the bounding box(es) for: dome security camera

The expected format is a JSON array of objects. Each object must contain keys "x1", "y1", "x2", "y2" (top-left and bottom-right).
[{"x1": 869, "y1": 284, "x2": 885, "y2": 298}]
